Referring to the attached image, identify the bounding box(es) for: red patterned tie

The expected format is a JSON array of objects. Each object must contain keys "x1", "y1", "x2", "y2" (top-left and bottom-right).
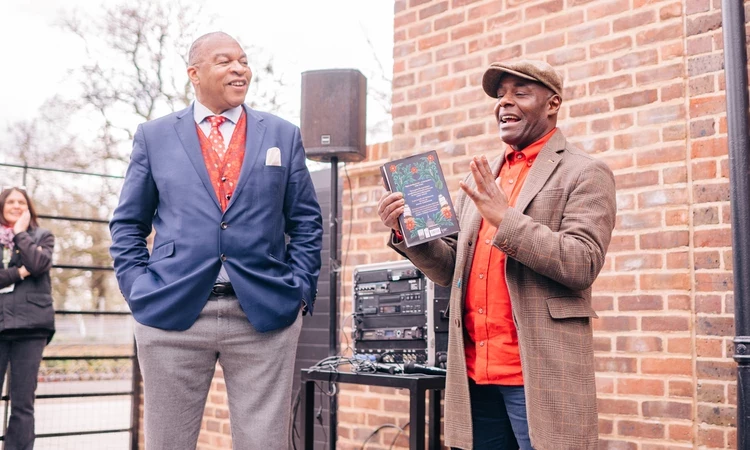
[{"x1": 207, "y1": 115, "x2": 228, "y2": 160}]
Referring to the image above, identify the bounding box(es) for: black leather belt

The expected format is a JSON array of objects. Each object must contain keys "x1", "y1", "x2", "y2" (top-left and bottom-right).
[{"x1": 210, "y1": 282, "x2": 235, "y2": 297}]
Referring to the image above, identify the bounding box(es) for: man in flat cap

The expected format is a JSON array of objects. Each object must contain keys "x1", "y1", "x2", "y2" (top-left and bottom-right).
[{"x1": 378, "y1": 60, "x2": 616, "y2": 449}]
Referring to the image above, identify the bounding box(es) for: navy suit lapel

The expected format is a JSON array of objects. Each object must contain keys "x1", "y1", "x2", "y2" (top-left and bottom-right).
[
  {"x1": 174, "y1": 105, "x2": 221, "y2": 211},
  {"x1": 226, "y1": 105, "x2": 266, "y2": 212}
]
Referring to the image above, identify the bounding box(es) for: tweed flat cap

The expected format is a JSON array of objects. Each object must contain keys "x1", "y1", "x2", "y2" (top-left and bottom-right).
[{"x1": 482, "y1": 59, "x2": 563, "y2": 99}]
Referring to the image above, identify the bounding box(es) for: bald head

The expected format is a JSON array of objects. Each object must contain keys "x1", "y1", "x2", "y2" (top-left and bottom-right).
[
  {"x1": 188, "y1": 32, "x2": 237, "y2": 66},
  {"x1": 186, "y1": 31, "x2": 251, "y2": 114}
]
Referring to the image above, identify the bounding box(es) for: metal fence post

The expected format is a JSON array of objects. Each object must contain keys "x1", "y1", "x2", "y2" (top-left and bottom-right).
[{"x1": 130, "y1": 339, "x2": 142, "y2": 450}]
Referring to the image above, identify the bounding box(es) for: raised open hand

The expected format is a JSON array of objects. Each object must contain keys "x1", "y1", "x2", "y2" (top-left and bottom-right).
[
  {"x1": 459, "y1": 155, "x2": 508, "y2": 228},
  {"x1": 13, "y1": 210, "x2": 31, "y2": 235}
]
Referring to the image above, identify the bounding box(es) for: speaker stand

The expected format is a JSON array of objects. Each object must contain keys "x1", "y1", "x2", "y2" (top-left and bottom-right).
[{"x1": 328, "y1": 156, "x2": 339, "y2": 450}]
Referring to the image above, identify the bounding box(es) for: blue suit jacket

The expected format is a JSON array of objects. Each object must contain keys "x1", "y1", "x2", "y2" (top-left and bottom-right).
[{"x1": 110, "y1": 104, "x2": 323, "y2": 332}]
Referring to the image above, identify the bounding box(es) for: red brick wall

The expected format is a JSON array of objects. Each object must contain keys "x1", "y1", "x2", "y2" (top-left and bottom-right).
[
  {"x1": 197, "y1": 366, "x2": 232, "y2": 449},
  {"x1": 337, "y1": 0, "x2": 740, "y2": 449}
]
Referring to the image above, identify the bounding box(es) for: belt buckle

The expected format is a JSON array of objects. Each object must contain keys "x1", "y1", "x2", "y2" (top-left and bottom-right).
[{"x1": 211, "y1": 283, "x2": 231, "y2": 296}]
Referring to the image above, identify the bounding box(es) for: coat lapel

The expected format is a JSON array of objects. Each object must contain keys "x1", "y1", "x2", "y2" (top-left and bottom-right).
[
  {"x1": 457, "y1": 130, "x2": 563, "y2": 285},
  {"x1": 225, "y1": 105, "x2": 266, "y2": 212},
  {"x1": 514, "y1": 129, "x2": 565, "y2": 213},
  {"x1": 174, "y1": 105, "x2": 221, "y2": 211}
]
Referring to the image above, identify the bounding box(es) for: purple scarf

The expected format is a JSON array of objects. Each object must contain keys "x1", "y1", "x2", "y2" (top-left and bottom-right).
[{"x1": 0, "y1": 227, "x2": 14, "y2": 251}]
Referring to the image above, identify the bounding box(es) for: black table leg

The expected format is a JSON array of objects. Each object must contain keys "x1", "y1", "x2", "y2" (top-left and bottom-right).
[
  {"x1": 302, "y1": 379, "x2": 315, "y2": 450},
  {"x1": 428, "y1": 389, "x2": 441, "y2": 449},
  {"x1": 299, "y1": 370, "x2": 446, "y2": 450},
  {"x1": 410, "y1": 385, "x2": 426, "y2": 449}
]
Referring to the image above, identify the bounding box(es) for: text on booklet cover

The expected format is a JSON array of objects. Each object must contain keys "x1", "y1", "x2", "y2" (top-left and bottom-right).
[{"x1": 381, "y1": 150, "x2": 460, "y2": 247}]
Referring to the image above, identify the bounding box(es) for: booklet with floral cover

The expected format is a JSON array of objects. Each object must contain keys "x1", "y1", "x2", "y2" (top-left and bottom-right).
[{"x1": 381, "y1": 150, "x2": 460, "y2": 248}]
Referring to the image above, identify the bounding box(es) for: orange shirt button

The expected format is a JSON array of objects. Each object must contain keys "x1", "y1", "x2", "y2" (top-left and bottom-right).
[
  {"x1": 479, "y1": 341, "x2": 485, "y2": 347},
  {"x1": 478, "y1": 274, "x2": 484, "y2": 279},
  {"x1": 478, "y1": 308, "x2": 484, "y2": 314},
  {"x1": 485, "y1": 239, "x2": 491, "y2": 245},
  {"x1": 508, "y1": 179, "x2": 514, "y2": 184}
]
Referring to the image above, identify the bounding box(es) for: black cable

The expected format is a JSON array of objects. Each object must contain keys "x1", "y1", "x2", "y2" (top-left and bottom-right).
[
  {"x1": 342, "y1": 162, "x2": 353, "y2": 282},
  {"x1": 293, "y1": 355, "x2": 347, "y2": 449},
  {"x1": 327, "y1": 368, "x2": 338, "y2": 397},
  {"x1": 307, "y1": 355, "x2": 352, "y2": 375},
  {"x1": 301, "y1": 341, "x2": 398, "y2": 446},
  {"x1": 359, "y1": 423, "x2": 405, "y2": 450},
  {"x1": 340, "y1": 163, "x2": 354, "y2": 355},
  {"x1": 340, "y1": 313, "x2": 354, "y2": 356},
  {"x1": 308, "y1": 354, "x2": 398, "y2": 375},
  {"x1": 387, "y1": 422, "x2": 410, "y2": 449}
]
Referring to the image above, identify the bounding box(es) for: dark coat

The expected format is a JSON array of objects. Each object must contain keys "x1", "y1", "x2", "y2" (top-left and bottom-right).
[{"x1": 0, "y1": 227, "x2": 55, "y2": 340}]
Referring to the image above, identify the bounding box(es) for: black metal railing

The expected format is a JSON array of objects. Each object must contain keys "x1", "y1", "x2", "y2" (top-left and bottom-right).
[{"x1": 0, "y1": 162, "x2": 138, "y2": 449}]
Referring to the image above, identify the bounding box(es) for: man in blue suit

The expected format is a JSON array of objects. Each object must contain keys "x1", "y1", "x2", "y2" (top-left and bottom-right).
[{"x1": 109, "y1": 32, "x2": 323, "y2": 449}]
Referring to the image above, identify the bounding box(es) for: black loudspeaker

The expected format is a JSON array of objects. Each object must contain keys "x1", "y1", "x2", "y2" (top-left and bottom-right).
[{"x1": 301, "y1": 69, "x2": 367, "y2": 162}]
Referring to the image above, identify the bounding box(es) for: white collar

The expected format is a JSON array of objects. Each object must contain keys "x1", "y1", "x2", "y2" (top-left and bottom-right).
[{"x1": 193, "y1": 100, "x2": 243, "y2": 125}]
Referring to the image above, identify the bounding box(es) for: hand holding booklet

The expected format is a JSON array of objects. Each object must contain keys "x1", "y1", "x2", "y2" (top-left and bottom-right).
[{"x1": 381, "y1": 150, "x2": 460, "y2": 247}]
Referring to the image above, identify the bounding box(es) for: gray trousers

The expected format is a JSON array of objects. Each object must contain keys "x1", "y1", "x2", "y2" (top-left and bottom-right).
[{"x1": 134, "y1": 297, "x2": 302, "y2": 450}]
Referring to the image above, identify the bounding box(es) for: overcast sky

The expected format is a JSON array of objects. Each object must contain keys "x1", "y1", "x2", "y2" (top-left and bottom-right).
[{"x1": 0, "y1": 0, "x2": 394, "y2": 140}]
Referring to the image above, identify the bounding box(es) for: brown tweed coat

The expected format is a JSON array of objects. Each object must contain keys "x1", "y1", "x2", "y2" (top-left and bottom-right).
[{"x1": 390, "y1": 130, "x2": 617, "y2": 450}]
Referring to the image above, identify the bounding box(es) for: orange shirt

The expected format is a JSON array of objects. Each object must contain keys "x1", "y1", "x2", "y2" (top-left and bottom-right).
[{"x1": 464, "y1": 128, "x2": 557, "y2": 385}]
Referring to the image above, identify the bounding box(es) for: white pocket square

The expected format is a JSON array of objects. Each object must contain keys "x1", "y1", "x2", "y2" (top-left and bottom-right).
[{"x1": 265, "y1": 147, "x2": 281, "y2": 166}]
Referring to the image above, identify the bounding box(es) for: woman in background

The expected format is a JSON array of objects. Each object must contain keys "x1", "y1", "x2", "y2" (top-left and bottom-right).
[{"x1": 0, "y1": 187, "x2": 55, "y2": 450}]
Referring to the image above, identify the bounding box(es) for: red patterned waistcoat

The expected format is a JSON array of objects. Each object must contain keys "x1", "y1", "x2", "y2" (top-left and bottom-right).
[{"x1": 195, "y1": 112, "x2": 247, "y2": 211}]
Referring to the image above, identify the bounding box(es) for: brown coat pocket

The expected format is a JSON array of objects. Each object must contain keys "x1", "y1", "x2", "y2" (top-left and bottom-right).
[{"x1": 546, "y1": 296, "x2": 598, "y2": 319}]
